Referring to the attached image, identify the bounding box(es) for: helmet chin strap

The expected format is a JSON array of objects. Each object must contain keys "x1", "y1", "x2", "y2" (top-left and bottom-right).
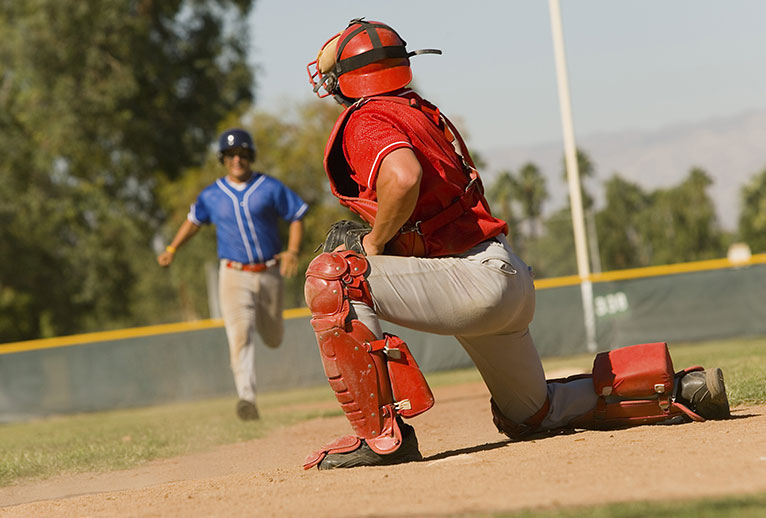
[{"x1": 332, "y1": 93, "x2": 356, "y2": 107}]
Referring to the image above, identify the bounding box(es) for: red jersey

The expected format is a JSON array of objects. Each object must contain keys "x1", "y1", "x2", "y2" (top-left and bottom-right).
[{"x1": 324, "y1": 89, "x2": 507, "y2": 257}]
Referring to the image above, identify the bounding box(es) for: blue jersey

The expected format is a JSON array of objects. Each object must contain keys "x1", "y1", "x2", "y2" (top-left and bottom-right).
[{"x1": 188, "y1": 173, "x2": 308, "y2": 264}]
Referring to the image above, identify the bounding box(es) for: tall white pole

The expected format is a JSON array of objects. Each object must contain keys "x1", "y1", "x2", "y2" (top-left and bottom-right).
[{"x1": 548, "y1": 0, "x2": 598, "y2": 352}]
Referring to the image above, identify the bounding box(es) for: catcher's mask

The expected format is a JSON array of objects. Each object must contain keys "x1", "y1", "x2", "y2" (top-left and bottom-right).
[
  {"x1": 307, "y1": 18, "x2": 441, "y2": 101},
  {"x1": 217, "y1": 128, "x2": 256, "y2": 164}
]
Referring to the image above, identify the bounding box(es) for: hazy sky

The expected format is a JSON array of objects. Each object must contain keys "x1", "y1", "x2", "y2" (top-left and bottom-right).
[{"x1": 248, "y1": 1, "x2": 766, "y2": 153}]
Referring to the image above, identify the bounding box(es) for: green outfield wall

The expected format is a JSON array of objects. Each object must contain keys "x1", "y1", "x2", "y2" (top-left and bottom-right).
[{"x1": 1, "y1": 256, "x2": 765, "y2": 423}]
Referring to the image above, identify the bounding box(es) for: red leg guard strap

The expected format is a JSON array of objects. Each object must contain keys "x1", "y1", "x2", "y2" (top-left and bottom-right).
[
  {"x1": 491, "y1": 396, "x2": 551, "y2": 440},
  {"x1": 302, "y1": 417, "x2": 407, "y2": 470},
  {"x1": 303, "y1": 435, "x2": 361, "y2": 470},
  {"x1": 314, "y1": 320, "x2": 397, "y2": 441},
  {"x1": 368, "y1": 334, "x2": 434, "y2": 418},
  {"x1": 303, "y1": 251, "x2": 432, "y2": 468},
  {"x1": 305, "y1": 252, "x2": 395, "y2": 444}
]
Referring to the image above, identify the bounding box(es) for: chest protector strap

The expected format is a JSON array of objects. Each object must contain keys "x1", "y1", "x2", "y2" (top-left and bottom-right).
[{"x1": 324, "y1": 94, "x2": 485, "y2": 246}]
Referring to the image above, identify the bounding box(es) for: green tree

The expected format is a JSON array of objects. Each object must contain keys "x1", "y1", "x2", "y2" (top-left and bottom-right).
[
  {"x1": 0, "y1": 1, "x2": 254, "y2": 341},
  {"x1": 486, "y1": 163, "x2": 547, "y2": 262},
  {"x1": 514, "y1": 162, "x2": 548, "y2": 240},
  {"x1": 528, "y1": 209, "x2": 577, "y2": 278},
  {"x1": 486, "y1": 170, "x2": 520, "y2": 248},
  {"x1": 558, "y1": 148, "x2": 601, "y2": 272},
  {"x1": 535, "y1": 159, "x2": 725, "y2": 277},
  {"x1": 738, "y1": 166, "x2": 766, "y2": 253},
  {"x1": 596, "y1": 175, "x2": 651, "y2": 270},
  {"x1": 641, "y1": 167, "x2": 724, "y2": 265},
  {"x1": 524, "y1": 149, "x2": 598, "y2": 276},
  {"x1": 561, "y1": 148, "x2": 596, "y2": 211}
]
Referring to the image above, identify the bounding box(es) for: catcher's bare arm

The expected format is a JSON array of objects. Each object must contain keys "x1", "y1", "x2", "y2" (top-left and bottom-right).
[{"x1": 363, "y1": 148, "x2": 422, "y2": 256}]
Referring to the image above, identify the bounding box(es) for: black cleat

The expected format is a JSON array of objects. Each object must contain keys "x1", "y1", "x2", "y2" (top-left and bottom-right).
[
  {"x1": 318, "y1": 421, "x2": 423, "y2": 470},
  {"x1": 236, "y1": 399, "x2": 260, "y2": 421},
  {"x1": 678, "y1": 368, "x2": 731, "y2": 420}
]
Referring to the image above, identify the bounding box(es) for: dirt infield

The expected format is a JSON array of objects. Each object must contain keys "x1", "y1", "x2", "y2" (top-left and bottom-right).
[{"x1": 1, "y1": 380, "x2": 765, "y2": 517}]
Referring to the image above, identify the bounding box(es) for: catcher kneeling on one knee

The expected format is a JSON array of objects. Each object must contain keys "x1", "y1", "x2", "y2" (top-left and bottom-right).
[
  {"x1": 302, "y1": 249, "x2": 730, "y2": 470},
  {"x1": 301, "y1": 18, "x2": 730, "y2": 471}
]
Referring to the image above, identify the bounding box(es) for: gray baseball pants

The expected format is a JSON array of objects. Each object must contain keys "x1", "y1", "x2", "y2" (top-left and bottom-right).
[
  {"x1": 351, "y1": 234, "x2": 597, "y2": 429},
  {"x1": 218, "y1": 261, "x2": 283, "y2": 403}
]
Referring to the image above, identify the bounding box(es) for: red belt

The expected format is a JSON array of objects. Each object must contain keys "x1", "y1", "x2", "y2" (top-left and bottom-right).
[{"x1": 225, "y1": 260, "x2": 274, "y2": 272}]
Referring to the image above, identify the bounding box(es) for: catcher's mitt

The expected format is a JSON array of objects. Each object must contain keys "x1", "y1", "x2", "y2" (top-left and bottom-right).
[{"x1": 319, "y1": 220, "x2": 370, "y2": 254}]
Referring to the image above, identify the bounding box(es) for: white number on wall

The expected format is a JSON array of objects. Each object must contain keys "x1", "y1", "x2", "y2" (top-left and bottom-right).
[{"x1": 594, "y1": 292, "x2": 629, "y2": 317}]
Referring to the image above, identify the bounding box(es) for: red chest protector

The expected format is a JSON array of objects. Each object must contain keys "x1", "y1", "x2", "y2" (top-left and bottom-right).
[{"x1": 323, "y1": 93, "x2": 507, "y2": 257}]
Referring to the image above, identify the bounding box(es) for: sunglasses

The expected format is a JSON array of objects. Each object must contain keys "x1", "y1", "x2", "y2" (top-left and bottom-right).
[{"x1": 223, "y1": 149, "x2": 252, "y2": 160}]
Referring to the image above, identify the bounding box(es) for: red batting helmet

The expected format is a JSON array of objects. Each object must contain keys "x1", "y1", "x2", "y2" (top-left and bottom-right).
[{"x1": 308, "y1": 18, "x2": 441, "y2": 100}]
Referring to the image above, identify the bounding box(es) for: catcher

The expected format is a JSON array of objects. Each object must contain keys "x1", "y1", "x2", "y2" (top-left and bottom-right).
[{"x1": 302, "y1": 18, "x2": 730, "y2": 470}]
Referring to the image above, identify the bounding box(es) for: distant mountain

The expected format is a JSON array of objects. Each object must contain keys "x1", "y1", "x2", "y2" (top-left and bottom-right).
[{"x1": 481, "y1": 109, "x2": 766, "y2": 230}]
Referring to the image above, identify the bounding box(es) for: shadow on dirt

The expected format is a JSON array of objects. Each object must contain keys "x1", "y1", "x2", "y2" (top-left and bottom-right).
[
  {"x1": 421, "y1": 427, "x2": 586, "y2": 463},
  {"x1": 725, "y1": 412, "x2": 759, "y2": 420},
  {"x1": 422, "y1": 440, "x2": 510, "y2": 462}
]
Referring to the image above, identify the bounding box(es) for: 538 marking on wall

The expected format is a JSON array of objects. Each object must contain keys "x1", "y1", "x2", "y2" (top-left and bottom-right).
[{"x1": 594, "y1": 292, "x2": 629, "y2": 317}]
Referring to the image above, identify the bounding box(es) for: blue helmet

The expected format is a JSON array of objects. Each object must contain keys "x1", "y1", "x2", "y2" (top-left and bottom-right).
[{"x1": 217, "y1": 128, "x2": 256, "y2": 163}]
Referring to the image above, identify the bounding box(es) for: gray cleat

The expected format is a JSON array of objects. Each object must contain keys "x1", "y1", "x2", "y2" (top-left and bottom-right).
[{"x1": 678, "y1": 368, "x2": 731, "y2": 420}]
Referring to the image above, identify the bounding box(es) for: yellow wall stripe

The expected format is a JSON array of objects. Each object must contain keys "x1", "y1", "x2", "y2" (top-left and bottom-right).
[
  {"x1": 3, "y1": 253, "x2": 765, "y2": 355},
  {"x1": 283, "y1": 307, "x2": 312, "y2": 319},
  {"x1": 0, "y1": 319, "x2": 225, "y2": 355},
  {"x1": 533, "y1": 253, "x2": 766, "y2": 290}
]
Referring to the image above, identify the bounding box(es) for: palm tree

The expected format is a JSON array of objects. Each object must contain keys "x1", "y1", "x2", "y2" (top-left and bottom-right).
[
  {"x1": 514, "y1": 162, "x2": 548, "y2": 240},
  {"x1": 738, "y1": 166, "x2": 766, "y2": 253},
  {"x1": 560, "y1": 148, "x2": 601, "y2": 271},
  {"x1": 560, "y1": 148, "x2": 595, "y2": 210},
  {"x1": 487, "y1": 170, "x2": 520, "y2": 248}
]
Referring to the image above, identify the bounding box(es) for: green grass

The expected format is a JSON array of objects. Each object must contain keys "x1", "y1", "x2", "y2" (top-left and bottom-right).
[
  {"x1": 0, "y1": 336, "x2": 764, "y2": 490},
  {"x1": 488, "y1": 492, "x2": 766, "y2": 518},
  {"x1": 0, "y1": 386, "x2": 340, "y2": 486},
  {"x1": 668, "y1": 337, "x2": 766, "y2": 405}
]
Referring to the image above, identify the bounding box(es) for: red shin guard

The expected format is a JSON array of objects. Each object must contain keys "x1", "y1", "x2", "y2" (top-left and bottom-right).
[
  {"x1": 303, "y1": 251, "x2": 433, "y2": 469},
  {"x1": 563, "y1": 342, "x2": 704, "y2": 429}
]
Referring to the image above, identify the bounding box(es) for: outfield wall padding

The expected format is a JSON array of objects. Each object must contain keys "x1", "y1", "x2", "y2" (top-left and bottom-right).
[
  {"x1": 1, "y1": 263, "x2": 765, "y2": 422},
  {"x1": 531, "y1": 264, "x2": 766, "y2": 356}
]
